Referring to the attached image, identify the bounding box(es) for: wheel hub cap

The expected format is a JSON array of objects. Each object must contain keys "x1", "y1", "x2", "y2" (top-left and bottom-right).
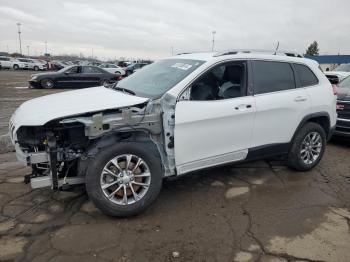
[{"x1": 300, "y1": 132, "x2": 322, "y2": 165}]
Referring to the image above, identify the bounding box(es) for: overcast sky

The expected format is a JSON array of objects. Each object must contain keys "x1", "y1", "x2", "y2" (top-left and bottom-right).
[{"x1": 0, "y1": 0, "x2": 349, "y2": 60}]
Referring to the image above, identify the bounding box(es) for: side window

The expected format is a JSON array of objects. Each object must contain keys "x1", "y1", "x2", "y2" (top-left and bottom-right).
[
  {"x1": 82, "y1": 66, "x2": 102, "y2": 73},
  {"x1": 190, "y1": 62, "x2": 246, "y2": 101},
  {"x1": 294, "y1": 64, "x2": 319, "y2": 87},
  {"x1": 253, "y1": 61, "x2": 295, "y2": 95},
  {"x1": 65, "y1": 66, "x2": 79, "y2": 74}
]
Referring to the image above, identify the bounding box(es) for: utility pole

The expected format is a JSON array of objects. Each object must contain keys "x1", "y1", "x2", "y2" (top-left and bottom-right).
[
  {"x1": 91, "y1": 48, "x2": 94, "y2": 59},
  {"x1": 17, "y1": 22, "x2": 22, "y2": 55},
  {"x1": 211, "y1": 30, "x2": 216, "y2": 52},
  {"x1": 45, "y1": 41, "x2": 48, "y2": 54},
  {"x1": 27, "y1": 45, "x2": 29, "y2": 57}
]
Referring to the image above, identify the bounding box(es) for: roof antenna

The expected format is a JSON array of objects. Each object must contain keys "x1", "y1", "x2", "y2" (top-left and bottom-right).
[{"x1": 274, "y1": 41, "x2": 280, "y2": 55}]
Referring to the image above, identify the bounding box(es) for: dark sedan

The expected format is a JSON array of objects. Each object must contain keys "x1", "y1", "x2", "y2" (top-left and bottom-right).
[
  {"x1": 29, "y1": 65, "x2": 120, "y2": 89},
  {"x1": 335, "y1": 76, "x2": 350, "y2": 137}
]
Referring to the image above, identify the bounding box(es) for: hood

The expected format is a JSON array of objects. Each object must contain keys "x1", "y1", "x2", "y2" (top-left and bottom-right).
[
  {"x1": 325, "y1": 71, "x2": 350, "y2": 79},
  {"x1": 10, "y1": 86, "x2": 149, "y2": 131}
]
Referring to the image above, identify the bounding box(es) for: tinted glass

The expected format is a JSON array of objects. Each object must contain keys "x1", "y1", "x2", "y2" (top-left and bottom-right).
[
  {"x1": 0, "y1": 57, "x2": 9, "y2": 61},
  {"x1": 115, "y1": 59, "x2": 205, "y2": 98},
  {"x1": 294, "y1": 64, "x2": 318, "y2": 87},
  {"x1": 65, "y1": 66, "x2": 79, "y2": 74},
  {"x1": 82, "y1": 66, "x2": 103, "y2": 73},
  {"x1": 339, "y1": 76, "x2": 350, "y2": 88},
  {"x1": 190, "y1": 62, "x2": 246, "y2": 101},
  {"x1": 253, "y1": 61, "x2": 295, "y2": 94}
]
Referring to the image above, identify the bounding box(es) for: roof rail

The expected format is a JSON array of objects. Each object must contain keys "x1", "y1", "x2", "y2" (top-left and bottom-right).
[{"x1": 214, "y1": 49, "x2": 304, "y2": 58}]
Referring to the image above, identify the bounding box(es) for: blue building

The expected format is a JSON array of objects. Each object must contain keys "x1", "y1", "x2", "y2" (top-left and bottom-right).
[{"x1": 304, "y1": 55, "x2": 350, "y2": 71}]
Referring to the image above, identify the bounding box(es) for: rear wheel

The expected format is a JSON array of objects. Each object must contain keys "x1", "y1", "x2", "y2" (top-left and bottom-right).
[
  {"x1": 287, "y1": 122, "x2": 326, "y2": 171},
  {"x1": 34, "y1": 66, "x2": 39, "y2": 71},
  {"x1": 86, "y1": 142, "x2": 163, "y2": 217},
  {"x1": 41, "y1": 79, "x2": 54, "y2": 89},
  {"x1": 13, "y1": 64, "x2": 19, "y2": 70},
  {"x1": 101, "y1": 80, "x2": 109, "y2": 87}
]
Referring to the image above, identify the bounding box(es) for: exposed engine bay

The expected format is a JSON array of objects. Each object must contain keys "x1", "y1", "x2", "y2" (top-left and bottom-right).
[{"x1": 12, "y1": 99, "x2": 176, "y2": 190}]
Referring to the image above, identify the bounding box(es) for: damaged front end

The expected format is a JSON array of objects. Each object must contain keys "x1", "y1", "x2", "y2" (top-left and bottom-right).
[{"x1": 10, "y1": 100, "x2": 168, "y2": 190}]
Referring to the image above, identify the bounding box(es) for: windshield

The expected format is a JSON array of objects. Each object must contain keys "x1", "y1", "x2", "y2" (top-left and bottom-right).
[
  {"x1": 339, "y1": 76, "x2": 350, "y2": 89},
  {"x1": 115, "y1": 58, "x2": 205, "y2": 98},
  {"x1": 58, "y1": 65, "x2": 74, "y2": 73},
  {"x1": 334, "y1": 64, "x2": 350, "y2": 72}
]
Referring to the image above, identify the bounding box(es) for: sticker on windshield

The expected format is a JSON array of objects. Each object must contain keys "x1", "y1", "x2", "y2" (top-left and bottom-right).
[{"x1": 171, "y1": 63, "x2": 193, "y2": 70}]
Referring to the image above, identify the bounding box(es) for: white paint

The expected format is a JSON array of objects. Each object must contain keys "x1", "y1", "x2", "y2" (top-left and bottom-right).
[
  {"x1": 10, "y1": 86, "x2": 148, "y2": 132},
  {"x1": 14, "y1": 86, "x2": 28, "y2": 89}
]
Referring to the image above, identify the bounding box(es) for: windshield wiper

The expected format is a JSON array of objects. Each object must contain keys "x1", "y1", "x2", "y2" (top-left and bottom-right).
[{"x1": 112, "y1": 86, "x2": 136, "y2": 96}]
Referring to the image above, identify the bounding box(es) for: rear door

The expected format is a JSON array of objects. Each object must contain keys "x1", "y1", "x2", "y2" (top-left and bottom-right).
[
  {"x1": 81, "y1": 66, "x2": 104, "y2": 87},
  {"x1": 251, "y1": 60, "x2": 310, "y2": 148}
]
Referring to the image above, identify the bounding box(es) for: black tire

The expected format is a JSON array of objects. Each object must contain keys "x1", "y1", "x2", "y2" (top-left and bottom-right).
[
  {"x1": 100, "y1": 79, "x2": 109, "y2": 87},
  {"x1": 126, "y1": 70, "x2": 132, "y2": 76},
  {"x1": 86, "y1": 142, "x2": 163, "y2": 217},
  {"x1": 287, "y1": 122, "x2": 326, "y2": 171},
  {"x1": 40, "y1": 79, "x2": 54, "y2": 89},
  {"x1": 13, "y1": 64, "x2": 19, "y2": 70},
  {"x1": 34, "y1": 66, "x2": 39, "y2": 71}
]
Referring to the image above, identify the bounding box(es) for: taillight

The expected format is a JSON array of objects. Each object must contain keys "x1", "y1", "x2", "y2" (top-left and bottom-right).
[{"x1": 332, "y1": 84, "x2": 337, "y2": 95}]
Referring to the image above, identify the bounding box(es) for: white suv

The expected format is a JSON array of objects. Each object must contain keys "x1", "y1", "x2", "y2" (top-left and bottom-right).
[{"x1": 9, "y1": 50, "x2": 337, "y2": 216}]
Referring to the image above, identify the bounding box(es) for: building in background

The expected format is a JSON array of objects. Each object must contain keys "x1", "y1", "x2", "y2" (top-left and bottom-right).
[{"x1": 305, "y1": 55, "x2": 350, "y2": 71}]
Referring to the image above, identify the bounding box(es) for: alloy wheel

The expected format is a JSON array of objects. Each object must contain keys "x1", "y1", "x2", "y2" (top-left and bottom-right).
[
  {"x1": 300, "y1": 131, "x2": 322, "y2": 165},
  {"x1": 100, "y1": 154, "x2": 151, "y2": 205}
]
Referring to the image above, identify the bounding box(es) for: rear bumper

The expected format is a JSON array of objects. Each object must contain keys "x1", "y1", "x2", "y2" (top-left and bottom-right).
[{"x1": 334, "y1": 118, "x2": 350, "y2": 137}]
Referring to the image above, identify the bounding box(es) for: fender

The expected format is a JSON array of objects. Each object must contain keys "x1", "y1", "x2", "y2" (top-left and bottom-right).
[{"x1": 290, "y1": 111, "x2": 331, "y2": 144}]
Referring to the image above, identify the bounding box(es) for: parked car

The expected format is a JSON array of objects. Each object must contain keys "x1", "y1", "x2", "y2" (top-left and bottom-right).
[
  {"x1": 10, "y1": 50, "x2": 336, "y2": 217},
  {"x1": 17, "y1": 58, "x2": 47, "y2": 71},
  {"x1": 100, "y1": 64, "x2": 125, "y2": 76},
  {"x1": 0, "y1": 56, "x2": 13, "y2": 69},
  {"x1": 125, "y1": 62, "x2": 149, "y2": 76},
  {"x1": 28, "y1": 65, "x2": 119, "y2": 89},
  {"x1": 325, "y1": 63, "x2": 350, "y2": 84},
  {"x1": 12, "y1": 58, "x2": 29, "y2": 70},
  {"x1": 334, "y1": 76, "x2": 350, "y2": 137}
]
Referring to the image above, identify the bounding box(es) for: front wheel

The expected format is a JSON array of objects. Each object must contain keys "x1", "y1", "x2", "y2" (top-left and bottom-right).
[
  {"x1": 86, "y1": 142, "x2": 163, "y2": 217},
  {"x1": 13, "y1": 64, "x2": 19, "y2": 70},
  {"x1": 34, "y1": 66, "x2": 39, "y2": 71},
  {"x1": 287, "y1": 122, "x2": 326, "y2": 171},
  {"x1": 41, "y1": 79, "x2": 54, "y2": 89}
]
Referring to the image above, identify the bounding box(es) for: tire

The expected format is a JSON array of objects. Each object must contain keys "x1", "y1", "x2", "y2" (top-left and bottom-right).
[
  {"x1": 13, "y1": 64, "x2": 19, "y2": 70},
  {"x1": 34, "y1": 66, "x2": 39, "y2": 71},
  {"x1": 40, "y1": 79, "x2": 54, "y2": 89},
  {"x1": 287, "y1": 122, "x2": 326, "y2": 171},
  {"x1": 101, "y1": 80, "x2": 109, "y2": 87},
  {"x1": 86, "y1": 142, "x2": 163, "y2": 217},
  {"x1": 126, "y1": 70, "x2": 132, "y2": 76}
]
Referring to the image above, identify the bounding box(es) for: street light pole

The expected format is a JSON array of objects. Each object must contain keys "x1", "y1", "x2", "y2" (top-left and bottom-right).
[
  {"x1": 45, "y1": 41, "x2": 48, "y2": 54},
  {"x1": 211, "y1": 30, "x2": 216, "y2": 52},
  {"x1": 17, "y1": 22, "x2": 22, "y2": 55},
  {"x1": 27, "y1": 45, "x2": 29, "y2": 57}
]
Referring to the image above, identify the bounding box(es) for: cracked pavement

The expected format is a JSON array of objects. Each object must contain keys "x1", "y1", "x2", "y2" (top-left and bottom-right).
[{"x1": 1, "y1": 70, "x2": 350, "y2": 261}]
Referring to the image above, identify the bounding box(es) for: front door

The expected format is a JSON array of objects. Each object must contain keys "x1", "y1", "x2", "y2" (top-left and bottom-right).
[{"x1": 174, "y1": 61, "x2": 255, "y2": 174}]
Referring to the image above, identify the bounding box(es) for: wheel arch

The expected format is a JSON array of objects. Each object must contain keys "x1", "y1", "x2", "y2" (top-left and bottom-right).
[
  {"x1": 77, "y1": 131, "x2": 163, "y2": 177},
  {"x1": 292, "y1": 112, "x2": 331, "y2": 143}
]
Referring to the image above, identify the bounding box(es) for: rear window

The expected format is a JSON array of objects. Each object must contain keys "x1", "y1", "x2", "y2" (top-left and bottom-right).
[
  {"x1": 252, "y1": 61, "x2": 296, "y2": 94},
  {"x1": 0, "y1": 57, "x2": 10, "y2": 61},
  {"x1": 294, "y1": 64, "x2": 319, "y2": 87}
]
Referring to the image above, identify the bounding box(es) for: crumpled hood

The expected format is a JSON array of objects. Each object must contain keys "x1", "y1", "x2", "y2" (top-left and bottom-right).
[{"x1": 10, "y1": 86, "x2": 149, "y2": 132}]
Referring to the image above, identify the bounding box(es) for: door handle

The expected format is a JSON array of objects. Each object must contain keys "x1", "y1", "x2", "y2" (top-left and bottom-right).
[
  {"x1": 294, "y1": 96, "x2": 307, "y2": 102},
  {"x1": 235, "y1": 104, "x2": 252, "y2": 110}
]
